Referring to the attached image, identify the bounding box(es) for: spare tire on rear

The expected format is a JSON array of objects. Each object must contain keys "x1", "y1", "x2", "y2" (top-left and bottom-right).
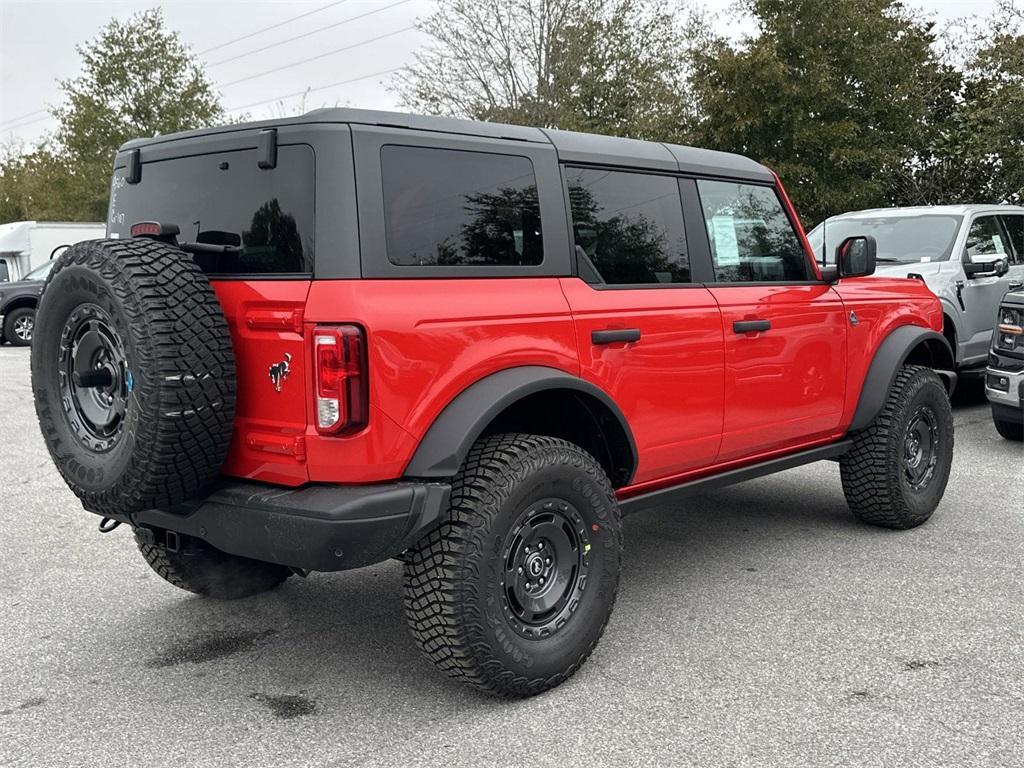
[{"x1": 31, "y1": 238, "x2": 236, "y2": 517}]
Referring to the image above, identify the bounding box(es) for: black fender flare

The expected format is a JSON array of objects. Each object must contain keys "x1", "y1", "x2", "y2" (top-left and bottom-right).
[
  {"x1": 849, "y1": 326, "x2": 956, "y2": 432},
  {"x1": 402, "y1": 366, "x2": 638, "y2": 482}
]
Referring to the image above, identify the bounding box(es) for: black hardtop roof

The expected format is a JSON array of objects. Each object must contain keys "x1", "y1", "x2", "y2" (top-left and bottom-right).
[{"x1": 119, "y1": 107, "x2": 773, "y2": 181}]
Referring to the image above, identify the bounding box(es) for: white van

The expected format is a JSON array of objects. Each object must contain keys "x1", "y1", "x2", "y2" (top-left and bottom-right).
[{"x1": 0, "y1": 221, "x2": 106, "y2": 283}]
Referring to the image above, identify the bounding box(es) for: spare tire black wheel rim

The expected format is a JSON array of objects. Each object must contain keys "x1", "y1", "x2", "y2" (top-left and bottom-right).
[
  {"x1": 59, "y1": 304, "x2": 131, "y2": 452},
  {"x1": 903, "y1": 404, "x2": 939, "y2": 492},
  {"x1": 502, "y1": 498, "x2": 591, "y2": 639}
]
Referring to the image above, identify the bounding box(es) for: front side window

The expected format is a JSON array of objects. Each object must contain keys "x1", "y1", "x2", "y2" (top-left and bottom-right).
[
  {"x1": 565, "y1": 167, "x2": 689, "y2": 285},
  {"x1": 999, "y1": 215, "x2": 1023, "y2": 264},
  {"x1": 24, "y1": 260, "x2": 55, "y2": 281},
  {"x1": 697, "y1": 180, "x2": 810, "y2": 282},
  {"x1": 381, "y1": 145, "x2": 543, "y2": 267},
  {"x1": 965, "y1": 216, "x2": 1009, "y2": 260}
]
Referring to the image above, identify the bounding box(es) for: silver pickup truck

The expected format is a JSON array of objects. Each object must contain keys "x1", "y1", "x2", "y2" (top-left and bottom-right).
[{"x1": 809, "y1": 205, "x2": 1024, "y2": 372}]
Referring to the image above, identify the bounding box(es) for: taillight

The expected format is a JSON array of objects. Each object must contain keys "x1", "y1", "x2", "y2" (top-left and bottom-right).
[{"x1": 313, "y1": 325, "x2": 368, "y2": 434}]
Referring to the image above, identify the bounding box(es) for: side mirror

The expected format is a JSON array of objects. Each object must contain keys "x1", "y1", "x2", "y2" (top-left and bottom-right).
[
  {"x1": 836, "y1": 235, "x2": 876, "y2": 278},
  {"x1": 964, "y1": 254, "x2": 1009, "y2": 279}
]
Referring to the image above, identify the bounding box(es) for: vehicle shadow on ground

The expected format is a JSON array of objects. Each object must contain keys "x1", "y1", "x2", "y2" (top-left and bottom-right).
[{"x1": 108, "y1": 470, "x2": 868, "y2": 716}]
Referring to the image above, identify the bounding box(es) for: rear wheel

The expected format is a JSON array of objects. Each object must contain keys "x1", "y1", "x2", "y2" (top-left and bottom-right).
[
  {"x1": 135, "y1": 529, "x2": 291, "y2": 599},
  {"x1": 840, "y1": 365, "x2": 954, "y2": 529},
  {"x1": 403, "y1": 434, "x2": 622, "y2": 697},
  {"x1": 993, "y1": 412, "x2": 1023, "y2": 441},
  {"x1": 4, "y1": 306, "x2": 35, "y2": 346}
]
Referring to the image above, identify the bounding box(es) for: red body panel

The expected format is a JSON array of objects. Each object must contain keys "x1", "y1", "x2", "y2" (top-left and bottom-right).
[
  {"x1": 212, "y1": 280, "x2": 312, "y2": 486},
  {"x1": 830, "y1": 276, "x2": 944, "y2": 428},
  {"x1": 558, "y1": 278, "x2": 724, "y2": 482},
  {"x1": 709, "y1": 284, "x2": 847, "y2": 460},
  {"x1": 301, "y1": 278, "x2": 579, "y2": 483}
]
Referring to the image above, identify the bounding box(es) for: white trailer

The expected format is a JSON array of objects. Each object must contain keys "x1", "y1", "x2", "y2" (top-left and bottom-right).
[{"x1": 0, "y1": 221, "x2": 106, "y2": 283}]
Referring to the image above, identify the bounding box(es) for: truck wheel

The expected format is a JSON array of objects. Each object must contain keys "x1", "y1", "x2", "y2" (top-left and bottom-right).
[
  {"x1": 992, "y1": 412, "x2": 1023, "y2": 441},
  {"x1": 840, "y1": 365, "x2": 954, "y2": 529},
  {"x1": 30, "y1": 239, "x2": 235, "y2": 517},
  {"x1": 4, "y1": 306, "x2": 35, "y2": 346},
  {"x1": 403, "y1": 434, "x2": 622, "y2": 697},
  {"x1": 134, "y1": 529, "x2": 291, "y2": 600}
]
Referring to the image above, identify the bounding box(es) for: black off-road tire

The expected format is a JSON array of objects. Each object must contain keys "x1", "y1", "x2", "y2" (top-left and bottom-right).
[
  {"x1": 992, "y1": 413, "x2": 1023, "y2": 442},
  {"x1": 840, "y1": 365, "x2": 954, "y2": 529},
  {"x1": 3, "y1": 306, "x2": 36, "y2": 346},
  {"x1": 403, "y1": 434, "x2": 622, "y2": 697},
  {"x1": 31, "y1": 239, "x2": 236, "y2": 516},
  {"x1": 134, "y1": 529, "x2": 290, "y2": 599}
]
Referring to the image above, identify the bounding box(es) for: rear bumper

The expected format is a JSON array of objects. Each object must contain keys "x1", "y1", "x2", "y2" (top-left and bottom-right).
[{"x1": 130, "y1": 480, "x2": 451, "y2": 572}]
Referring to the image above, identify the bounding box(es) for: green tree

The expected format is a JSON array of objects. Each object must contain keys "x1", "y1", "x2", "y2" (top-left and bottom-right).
[
  {"x1": 909, "y1": 1, "x2": 1024, "y2": 205},
  {"x1": 687, "y1": 0, "x2": 957, "y2": 225},
  {"x1": 393, "y1": 0, "x2": 694, "y2": 140},
  {"x1": 1, "y1": 8, "x2": 223, "y2": 222}
]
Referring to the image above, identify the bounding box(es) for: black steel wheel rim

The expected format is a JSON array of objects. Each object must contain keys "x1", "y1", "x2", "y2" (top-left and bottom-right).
[
  {"x1": 501, "y1": 498, "x2": 591, "y2": 639},
  {"x1": 903, "y1": 405, "x2": 939, "y2": 491},
  {"x1": 58, "y1": 303, "x2": 131, "y2": 452}
]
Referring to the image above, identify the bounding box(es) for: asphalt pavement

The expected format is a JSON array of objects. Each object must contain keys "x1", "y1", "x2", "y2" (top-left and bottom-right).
[{"x1": 1, "y1": 345, "x2": 1021, "y2": 768}]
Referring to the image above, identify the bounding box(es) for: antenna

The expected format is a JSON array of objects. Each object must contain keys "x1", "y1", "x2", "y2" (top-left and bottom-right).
[{"x1": 821, "y1": 216, "x2": 827, "y2": 267}]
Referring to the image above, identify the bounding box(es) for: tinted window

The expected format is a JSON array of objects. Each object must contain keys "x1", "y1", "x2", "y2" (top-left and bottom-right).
[
  {"x1": 0, "y1": 260, "x2": 9, "y2": 282},
  {"x1": 381, "y1": 145, "x2": 542, "y2": 267},
  {"x1": 697, "y1": 180, "x2": 809, "y2": 282},
  {"x1": 565, "y1": 167, "x2": 689, "y2": 285},
  {"x1": 965, "y1": 216, "x2": 1009, "y2": 259},
  {"x1": 108, "y1": 145, "x2": 314, "y2": 275},
  {"x1": 1000, "y1": 215, "x2": 1023, "y2": 264}
]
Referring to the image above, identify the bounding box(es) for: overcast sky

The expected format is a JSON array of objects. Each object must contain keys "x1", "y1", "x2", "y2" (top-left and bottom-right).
[{"x1": 0, "y1": 0, "x2": 1005, "y2": 146}]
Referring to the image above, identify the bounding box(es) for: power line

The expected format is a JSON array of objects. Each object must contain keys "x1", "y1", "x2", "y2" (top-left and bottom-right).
[
  {"x1": 207, "y1": 0, "x2": 416, "y2": 68},
  {"x1": 1, "y1": 113, "x2": 55, "y2": 133},
  {"x1": 195, "y1": 0, "x2": 350, "y2": 55},
  {"x1": 227, "y1": 67, "x2": 402, "y2": 113},
  {"x1": 217, "y1": 25, "x2": 416, "y2": 89},
  {"x1": 0, "y1": 108, "x2": 48, "y2": 129}
]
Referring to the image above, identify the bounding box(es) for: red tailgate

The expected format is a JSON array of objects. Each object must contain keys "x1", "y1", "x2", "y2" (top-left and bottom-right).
[{"x1": 212, "y1": 280, "x2": 312, "y2": 485}]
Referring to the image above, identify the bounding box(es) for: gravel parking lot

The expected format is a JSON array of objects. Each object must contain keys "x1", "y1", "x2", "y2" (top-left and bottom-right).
[{"x1": 1, "y1": 344, "x2": 1021, "y2": 768}]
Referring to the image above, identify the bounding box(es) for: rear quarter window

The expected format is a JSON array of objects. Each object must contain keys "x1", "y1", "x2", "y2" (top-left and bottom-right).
[
  {"x1": 380, "y1": 145, "x2": 543, "y2": 268},
  {"x1": 108, "y1": 145, "x2": 315, "y2": 275}
]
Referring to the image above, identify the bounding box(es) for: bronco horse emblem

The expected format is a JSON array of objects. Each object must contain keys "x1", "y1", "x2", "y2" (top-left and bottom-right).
[{"x1": 268, "y1": 353, "x2": 292, "y2": 392}]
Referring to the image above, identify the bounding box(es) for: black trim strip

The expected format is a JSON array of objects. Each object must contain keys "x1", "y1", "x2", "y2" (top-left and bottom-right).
[{"x1": 619, "y1": 440, "x2": 852, "y2": 514}]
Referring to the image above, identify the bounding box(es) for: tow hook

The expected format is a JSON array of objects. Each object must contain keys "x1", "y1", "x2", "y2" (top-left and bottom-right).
[{"x1": 98, "y1": 517, "x2": 121, "y2": 533}]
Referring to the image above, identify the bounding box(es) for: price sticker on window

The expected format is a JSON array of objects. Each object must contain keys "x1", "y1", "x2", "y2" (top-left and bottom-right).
[{"x1": 711, "y1": 216, "x2": 740, "y2": 266}]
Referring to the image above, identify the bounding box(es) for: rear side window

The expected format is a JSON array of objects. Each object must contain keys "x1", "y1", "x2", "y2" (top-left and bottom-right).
[
  {"x1": 381, "y1": 145, "x2": 543, "y2": 267},
  {"x1": 108, "y1": 145, "x2": 315, "y2": 275},
  {"x1": 564, "y1": 167, "x2": 690, "y2": 285},
  {"x1": 697, "y1": 180, "x2": 810, "y2": 282}
]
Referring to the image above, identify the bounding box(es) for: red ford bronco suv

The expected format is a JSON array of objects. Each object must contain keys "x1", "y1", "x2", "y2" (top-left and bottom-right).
[{"x1": 31, "y1": 109, "x2": 956, "y2": 697}]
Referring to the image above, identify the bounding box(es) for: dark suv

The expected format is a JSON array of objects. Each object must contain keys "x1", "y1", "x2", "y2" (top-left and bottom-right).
[{"x1": 31, "y1": 108, "x2": 957, "y2": 697}]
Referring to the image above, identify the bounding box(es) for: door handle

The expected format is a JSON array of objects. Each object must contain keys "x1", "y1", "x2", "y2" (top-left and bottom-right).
[
  {"x1": 592, "y1": 328, "x2": 641, "y2": 345},
  {"x1": 733, "y1": 319, "x2": 771, "y2": 334},
  {"x1": 1010, "y1": 281, "x2": 1023, "y2": 291}
]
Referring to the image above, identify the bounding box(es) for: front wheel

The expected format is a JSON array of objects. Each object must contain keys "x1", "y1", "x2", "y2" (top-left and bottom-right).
[
  {"x1": 992, "y1": 410, "x2": 1023, "y2": 442},
  {"x1": 840, "y1": 365, "x2": 954, "y2": 529},
  {"x1": 403, "y1": 434, "x2": 622, "y2": 697}
]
